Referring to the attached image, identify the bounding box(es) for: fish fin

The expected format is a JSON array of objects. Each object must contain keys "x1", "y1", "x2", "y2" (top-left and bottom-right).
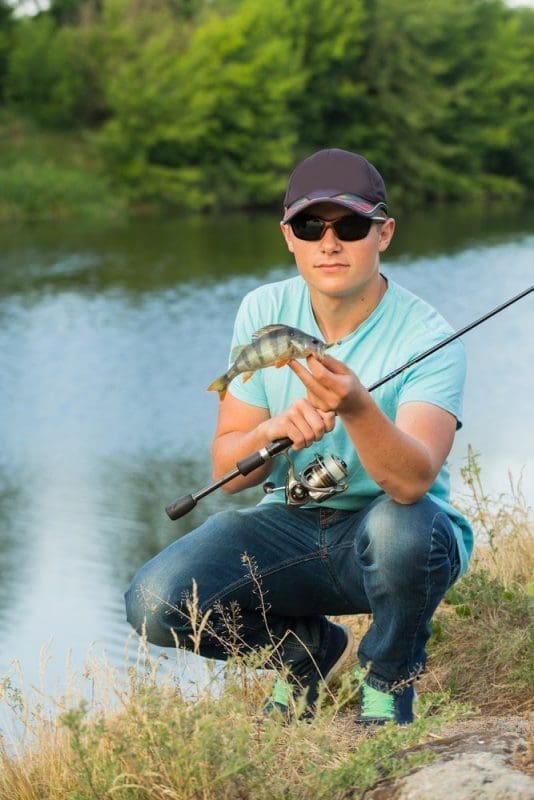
[
  {"x1": 230, "y1": 344, "x2": 248, "y2": 361},
  {"x1": 242, "y1": 371, "x2": 254, "y2": 383},
  {"x1": 251, "y1": 324, "x2": 290, "y2": 341},
  {"x1": 207, "y1": 375, "x2": 229, "y2": 401},
  {"x1": 274, "y1": 359, "x2": 290, "y2": 368}
]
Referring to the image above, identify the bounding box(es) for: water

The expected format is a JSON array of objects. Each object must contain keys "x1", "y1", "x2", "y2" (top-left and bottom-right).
[{"x1": 0, "y1": 204, "x2": 532, "y2": 708}]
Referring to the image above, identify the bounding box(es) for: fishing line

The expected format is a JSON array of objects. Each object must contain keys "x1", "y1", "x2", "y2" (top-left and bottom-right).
[{"x1": 166, "y1": 284, "x2": 533, "y2": 520}]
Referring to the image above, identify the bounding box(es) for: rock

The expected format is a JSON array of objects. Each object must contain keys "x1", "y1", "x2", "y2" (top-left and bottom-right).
[
  {"x1": 364, "y1": 717, "x2": 533, "y2": 800},
  {"x1": 397, "y1": 751, "x2": 534, "y2": 799}
]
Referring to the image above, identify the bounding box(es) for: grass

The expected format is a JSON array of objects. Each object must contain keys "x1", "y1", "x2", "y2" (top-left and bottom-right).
[
  {"x1": 422, "y1": 446, "x2": 533, "y2": 716},
  {"x1": 0, "y1": 453, "x2": 532, "y2": 799},
  {"x1": 0, "y1": 652, "x2": 458, "y2": 800},
  {"x1": 0, "y1": 110, "x2": 126, "y2": 223}
]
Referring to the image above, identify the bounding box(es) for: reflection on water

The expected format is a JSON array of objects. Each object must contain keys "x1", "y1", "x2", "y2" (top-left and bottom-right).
[{"x1": 0, "y1": 204, "x2": 532, "y2": 709}]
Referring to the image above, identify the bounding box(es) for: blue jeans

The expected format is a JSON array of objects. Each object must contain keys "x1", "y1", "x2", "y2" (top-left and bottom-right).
[{"x1": 125, "y1": 495, "x2": 461, "y2": 692}]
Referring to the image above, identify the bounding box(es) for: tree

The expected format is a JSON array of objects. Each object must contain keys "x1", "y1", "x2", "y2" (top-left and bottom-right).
[
  {"x1": 0, "y1": 1, "x2": 15, "y2": 102},
  {"x1": 6, "y1": 13, "x2": 106, "y2": 127},
  {"x1": 99, "y1": 0, "x2": 303, "y2": 210},
  {"x1": 282, "y1": 0, "x2": 367, "y2": 154}
]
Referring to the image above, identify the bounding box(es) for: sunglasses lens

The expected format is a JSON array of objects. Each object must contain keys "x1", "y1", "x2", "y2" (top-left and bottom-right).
[
  {"x1": 335, "y1": 216, "x2": 372, "y2": 240},
  {"x1": 289, "y1": 214, "x2": 373, "y2": 241},
  {"x1": 290, "y1": 215, "x2": 325, "y2": 240}
]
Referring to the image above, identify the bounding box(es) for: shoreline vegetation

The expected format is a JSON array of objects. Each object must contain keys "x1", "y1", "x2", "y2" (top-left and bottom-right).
[
  {"x1": 0, "y1": 452, "x2": 532, "y2": 799},
  {"x1": 1, "y1": 0, "x2": 534, "y2": 224}
]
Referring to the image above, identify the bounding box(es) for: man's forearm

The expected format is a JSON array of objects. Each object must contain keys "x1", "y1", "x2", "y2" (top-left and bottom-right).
[{"x1": 340, "y1": 396, "x2": 439, "y2": 504}]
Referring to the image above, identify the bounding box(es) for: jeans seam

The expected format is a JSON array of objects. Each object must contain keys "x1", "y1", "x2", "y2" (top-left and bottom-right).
[
  {"x1": 407, "y1": 511, "x2": 440, "y2": 672},
  {"x1": 320, "y1": 538, "x2": 355, "y2": 601}
]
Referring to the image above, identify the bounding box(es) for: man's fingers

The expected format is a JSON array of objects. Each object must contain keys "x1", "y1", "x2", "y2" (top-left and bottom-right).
[
  {"x1": 318, "y1": 409, "x2": 337, "y2": 431},
  {"x1": 275, "y1": 398, "x2": 334, "y2": 450},
  {"x1": 310, "y1": 353, "x2": 351, "y2": 374}
]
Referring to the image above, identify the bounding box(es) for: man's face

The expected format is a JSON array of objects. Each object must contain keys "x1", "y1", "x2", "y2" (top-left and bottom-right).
[{"x1": 280, "y1": 202, "x2": 395, "y2": 301}]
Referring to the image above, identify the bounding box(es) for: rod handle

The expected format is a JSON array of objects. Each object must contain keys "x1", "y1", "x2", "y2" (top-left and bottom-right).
[{"x1": 165, "y1": 494, "x2": 197, "y2": 520}]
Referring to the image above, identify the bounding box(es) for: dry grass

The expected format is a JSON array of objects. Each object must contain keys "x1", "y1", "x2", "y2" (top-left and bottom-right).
[
  {"x1": 0, "y1": 453, "x2": 531, "y2": 798},
  {"x1": 0, "y1": 640, "x2": 452, "y2": 800},
  {"x1": 421, "y1": 447, "x2": 533, "y2": 715}
]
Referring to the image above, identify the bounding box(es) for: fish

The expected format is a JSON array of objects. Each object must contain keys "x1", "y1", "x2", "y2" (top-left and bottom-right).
[{"x1": 207, "y1": 324, "x2": 330, "y2": 400}]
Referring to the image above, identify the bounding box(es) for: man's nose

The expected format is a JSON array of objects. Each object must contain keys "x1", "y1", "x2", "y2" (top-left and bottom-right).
[{"x1": 320, "y1": 226, "x2": 342, "y2": 250}]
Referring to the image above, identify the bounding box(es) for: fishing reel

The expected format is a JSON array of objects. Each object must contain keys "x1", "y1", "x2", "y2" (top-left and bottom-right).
[{"x1": 263, "y1": 452, "x2": 348, "y2": 506}]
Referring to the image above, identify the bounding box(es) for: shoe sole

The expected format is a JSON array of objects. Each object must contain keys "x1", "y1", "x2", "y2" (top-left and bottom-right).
[{"x1": 323, "y1": 624, "x2": 356, "y2": 687}]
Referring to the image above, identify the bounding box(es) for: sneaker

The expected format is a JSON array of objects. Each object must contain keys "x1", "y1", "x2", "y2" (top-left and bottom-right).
[
  {"x1": 263, "y1": 622, "x2": 355, "y2": 718},
  {"x1": 262, "y1": 676, "x2": 293, "y2": 718},
  {"x1": 354, "y1": 668, "x2": 415, "y2": 726}
]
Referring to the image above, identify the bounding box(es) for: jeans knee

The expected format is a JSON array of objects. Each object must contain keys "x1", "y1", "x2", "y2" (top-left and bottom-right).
[
  {"x1": 124, "y1": 569, "x2": 190, "y2": 647},
  {"x1": 358, "y1": 497, "x2": 437, "y2": 576}
]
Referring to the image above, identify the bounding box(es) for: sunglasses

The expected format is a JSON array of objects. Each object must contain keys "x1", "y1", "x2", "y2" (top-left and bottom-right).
[{"x1": 289, "y1": 212, "x2": 387, "y2": 242}]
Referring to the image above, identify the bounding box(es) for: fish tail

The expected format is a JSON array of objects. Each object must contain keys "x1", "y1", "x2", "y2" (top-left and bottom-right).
[{"x1": 207, "y1": 375, "x2": 229, "y2": 401}]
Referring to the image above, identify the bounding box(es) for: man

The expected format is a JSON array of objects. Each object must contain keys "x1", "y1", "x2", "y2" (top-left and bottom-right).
[{"x1": 125, "y1": 148, "x2": 473, "y2": 725}]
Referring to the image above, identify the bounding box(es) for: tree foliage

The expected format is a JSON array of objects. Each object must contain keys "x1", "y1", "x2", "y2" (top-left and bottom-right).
[
  {"x1": 0, "y1": 1, "x2": 15, "y2": 101},
  {"x1": 1, "y1": 0, "x2": 532, "y2": 212}
]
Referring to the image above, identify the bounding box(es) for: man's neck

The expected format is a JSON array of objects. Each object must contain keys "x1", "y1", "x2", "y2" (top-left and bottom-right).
[{"x1": 310, "y1": 274, "x2": 388, "y2": 344}]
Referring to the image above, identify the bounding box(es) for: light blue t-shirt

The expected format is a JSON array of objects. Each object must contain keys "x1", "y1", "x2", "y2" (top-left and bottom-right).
[{"x1": 228, "y1": 275, "x2": 473, "y2": 576}]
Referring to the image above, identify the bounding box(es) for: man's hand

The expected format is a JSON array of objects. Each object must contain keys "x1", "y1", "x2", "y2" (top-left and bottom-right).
[
  {"x1": 260, "y1": 397, "x2": 336, "y2": 451},
  {"x1": 289, "y1": 354, "x2": 368, "y2": 415},
  {"x1": 210, "y1": 390, "x2": 336, "y2": 492},
  {"x1": 289, "y1": 353, "x2": 458, "y2": 504}
]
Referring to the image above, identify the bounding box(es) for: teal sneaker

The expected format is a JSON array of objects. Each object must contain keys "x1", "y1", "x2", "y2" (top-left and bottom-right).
[
  {"x1": 263, "y1": 623, "x2": 355, "y2": 719},
  {"x1": 354, "y1": 668, "x2": 415, "y2": 725},
  {"x1": 263, "y1": 676, "x2": 292, "y2": 717}
]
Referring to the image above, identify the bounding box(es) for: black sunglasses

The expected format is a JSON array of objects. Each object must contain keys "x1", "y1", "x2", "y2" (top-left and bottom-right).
[{"x1": 289, "y1": 212, "x2": 387, "y2": 242}]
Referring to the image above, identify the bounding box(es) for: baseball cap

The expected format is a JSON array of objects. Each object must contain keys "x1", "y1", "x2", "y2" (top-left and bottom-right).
[{"x1": 282, "y1": 148, "x2": 388, "y2": 223}]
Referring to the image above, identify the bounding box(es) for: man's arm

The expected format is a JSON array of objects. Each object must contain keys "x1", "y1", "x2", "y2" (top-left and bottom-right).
[
  {"x1": 211, "y1": 391, "x2": 336, "y2": 493},
  {"x1": 289, "y1": 355, "x2": 457, "y2": 504}
]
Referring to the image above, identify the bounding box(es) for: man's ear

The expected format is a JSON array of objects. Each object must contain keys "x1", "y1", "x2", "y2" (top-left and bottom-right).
[
  {"x1": 280, "y1": 221, "x2": 294, "y2": 252},
  {"x1": 378, "y1": 217, "x2": 396, "y2": 253}
]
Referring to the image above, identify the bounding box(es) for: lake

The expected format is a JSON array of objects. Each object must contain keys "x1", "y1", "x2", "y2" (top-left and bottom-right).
[{"x1": 0, "y1": 203, "x2": 533, "y2": 710}]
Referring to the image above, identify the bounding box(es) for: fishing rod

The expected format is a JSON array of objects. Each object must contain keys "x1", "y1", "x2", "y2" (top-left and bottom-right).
[{"x1": 165, "y1": 284, "x2": 533, "y2": 521}]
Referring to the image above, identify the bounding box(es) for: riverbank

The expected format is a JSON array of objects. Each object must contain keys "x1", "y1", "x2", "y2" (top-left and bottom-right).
[
  {"x1": 0, "y1": 111, "x2": 126, "y2": 224},
  {"x1": 0, "y1": 457, "x2": 531, "y2": 799}
]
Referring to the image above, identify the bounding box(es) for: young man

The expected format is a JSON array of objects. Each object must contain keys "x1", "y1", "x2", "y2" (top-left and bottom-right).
[{"x1": 125, "y1": 148, "x2": 473, "y2": 724}]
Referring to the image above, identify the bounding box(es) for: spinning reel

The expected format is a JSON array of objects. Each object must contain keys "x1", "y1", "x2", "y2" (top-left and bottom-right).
[{"x1": 263, "y1": 452, "x2": 348, "y2": 506}]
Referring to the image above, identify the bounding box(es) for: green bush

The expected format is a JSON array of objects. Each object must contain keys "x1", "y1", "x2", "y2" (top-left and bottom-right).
[
  {"x1": 6, "y1": 16, "x2": 106, "y2": 129},
  {"x1": 0, "y1": 160, "x2": 124, "y2": 222}
]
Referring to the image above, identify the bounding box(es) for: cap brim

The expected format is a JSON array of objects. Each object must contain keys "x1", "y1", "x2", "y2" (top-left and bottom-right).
[{"x1": 282, "y1": 192, "x2": 387, "y2": 223}]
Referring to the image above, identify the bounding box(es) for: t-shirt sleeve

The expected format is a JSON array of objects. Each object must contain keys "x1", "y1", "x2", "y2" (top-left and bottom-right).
[{"x1": 398, "y1": 337, "x2": 467, "y2": 429}]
